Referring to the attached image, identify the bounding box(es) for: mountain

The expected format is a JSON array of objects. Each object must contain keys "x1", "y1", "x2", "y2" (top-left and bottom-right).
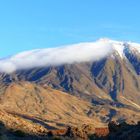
[
  {"x1": 0, "y1": 82, "x2": 140, "y2": 139},
  {"x1": 0, "y1": 38, "x2": 140, "y2": 139},
  {"x1": 0, "y1": 39, "x2": 140, "y2": 106}
]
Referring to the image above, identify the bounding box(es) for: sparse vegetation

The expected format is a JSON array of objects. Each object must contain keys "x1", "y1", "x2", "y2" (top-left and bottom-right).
[{"x1": 14, "y1": 130, "x2": 27, "y2": 137}]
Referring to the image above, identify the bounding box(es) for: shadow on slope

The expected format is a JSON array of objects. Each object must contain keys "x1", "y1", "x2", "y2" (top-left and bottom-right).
[
  {"x1": 90, "y1": 121, "x2": 140, "y2": 140},
  {"x1": 0, "y1": 121, "x2": 46, "y2": 140},
  {"x1": 6, "y1": 111, "x2": 57, "y2": 130}
]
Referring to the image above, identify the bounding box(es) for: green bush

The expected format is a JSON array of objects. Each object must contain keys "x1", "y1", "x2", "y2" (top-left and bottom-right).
[
  {"x1": 0, "y1": 135, "x2": 8, "y2": 140},
  {"x1": 14, "y1": 130, "x2": 26, "y2": 137}
]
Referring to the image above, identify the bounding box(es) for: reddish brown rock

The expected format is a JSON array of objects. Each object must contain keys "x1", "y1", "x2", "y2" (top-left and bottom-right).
[{"x1": 95, "y1": 127, "x2": 109, "y2": 137}]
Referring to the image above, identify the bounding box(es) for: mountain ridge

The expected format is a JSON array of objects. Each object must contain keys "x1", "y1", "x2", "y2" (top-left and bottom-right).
[
  {"x1": 0, "y1": 39, "x2": 140, "y2": 108},
  {"x1": 0, "y1": 38, "x2": 140, "y2": 139},
  {"x1": 0, "y1": 38, "x2": 140, "y2": 73}
]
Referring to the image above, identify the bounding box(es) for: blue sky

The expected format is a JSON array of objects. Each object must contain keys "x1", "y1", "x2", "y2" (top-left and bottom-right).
[{"x1": 0, "y1": 0, "x2": 140, "y2": 58}]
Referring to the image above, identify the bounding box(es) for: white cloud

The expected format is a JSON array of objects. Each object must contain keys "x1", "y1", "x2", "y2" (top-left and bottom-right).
[{"x1": 0, "y1": 39, "x2": 118, "y2": 73}]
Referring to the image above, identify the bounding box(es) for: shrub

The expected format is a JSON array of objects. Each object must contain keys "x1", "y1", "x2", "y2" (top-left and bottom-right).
[{"x1": 14, "y1": 130, "x2": 26, "y2": 137}]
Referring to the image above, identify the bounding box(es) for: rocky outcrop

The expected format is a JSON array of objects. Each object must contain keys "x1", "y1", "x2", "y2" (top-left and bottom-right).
[
  {"x1": 94, "y1": 127, "x2": 109, "y2": 137},
  {"x1": 47, "y1": 124, "x2": 95, "y2": 140},
  {"x1": 0, "y1": 109, "x2": 47, "y2": 135}
]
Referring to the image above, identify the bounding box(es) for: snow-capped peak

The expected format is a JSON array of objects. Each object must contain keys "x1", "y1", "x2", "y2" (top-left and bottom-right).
[
  {"x1": 97, "y1": 38, "x2": 125, "y2": 58},
  {"x1": 98, "y1": 38, "x2": 140, "y2": 58}
]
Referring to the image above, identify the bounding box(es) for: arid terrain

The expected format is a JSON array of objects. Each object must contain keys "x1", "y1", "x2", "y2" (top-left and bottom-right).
[{"x1": 0, "y1": 39, "x2": 140, "y2": 139}]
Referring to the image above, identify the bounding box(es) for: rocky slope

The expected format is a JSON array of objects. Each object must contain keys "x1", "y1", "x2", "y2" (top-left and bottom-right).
[
  {"x1": 0, "y1": 39, "x2": 140, "y2": 108},
  {"x1": 0, "y1": 39, "x2": 140, "y2": 139},
  {"x1": 0, "y1": 82, "x2": 140, "y2": 132}
]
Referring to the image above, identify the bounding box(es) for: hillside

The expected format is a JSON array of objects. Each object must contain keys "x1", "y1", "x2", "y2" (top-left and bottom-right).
[
  {"x1": 0, "y1": 82, "x2": 140, "y2": 130},
  {"x1": 0, "y1": 39, "x2": 140, "y2": 139}
]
